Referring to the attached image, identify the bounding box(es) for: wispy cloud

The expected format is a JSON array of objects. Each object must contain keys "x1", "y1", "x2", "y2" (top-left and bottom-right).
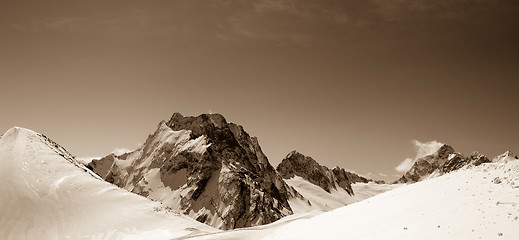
[
  {"x1": 111, "y1": 147, "x2": 132, "y2": 156},
  {"x1": 76, "y1": 145, "x2": 137, "y2": 165},
  {"x1": 395, "y1": 157, "x2": 415, "y2": 173},
  {"x1": 395, "y1": 140, "x2": 444, "y2": 173},
  {"x1": 43, "y1": 17, "x2": 84, "y2": 29},
  {"x1": 254, "y1": 0, "x2": 295, "y2": 13},
  {"x1": 76, "y1": 156, "x2": 100, "y2": 165},
  {"x1": 10, "y1": 17, "x2": 84, "y2": 32}
]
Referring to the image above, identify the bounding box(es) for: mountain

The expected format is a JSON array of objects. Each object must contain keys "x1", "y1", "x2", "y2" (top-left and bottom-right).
[
  {"x1": 277, "y1": 150, "x2": 355, "y2": 195},
  {"x1": 345, "y1": 169, "x2": 385, "y2": 184},
  {"x1": 88, "y1": 113, "x2": 301, "y2": 230},
  {"x1": 0, "y1": 127, "x2": 213, "y2": 239},
  {"x1": 276, "y1": 150, "x2": 395, "y2": 214},
  {"x1": 185, "y1": 157, "x2": 519, "y2": 240},
  {"x1": 395, "y1": 144, "x2": 494, "y2": 183},
  {"x1": 493, "y1": 150, "x2": 518, "y2": 163}
]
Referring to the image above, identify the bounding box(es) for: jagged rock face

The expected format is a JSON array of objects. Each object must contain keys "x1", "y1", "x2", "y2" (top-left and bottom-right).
[
  {"x1": 277, "y1": 151, "x2": 354, "y2": 195},
  {"x1": 442, "y1": 151, "x2": 490, "y2": 173},
  {"x1": 88, "y1": 113, "x2": 298, "y2": 230},
  {"x1": 344, "y1": 171, "x2": 370, "y2": 184},
  {"x1": 396, "y1": 145, "x2": 493, "y2": 183},
  {"x1": 440, "y1": 152, "x2": 468, "y2": 174}
]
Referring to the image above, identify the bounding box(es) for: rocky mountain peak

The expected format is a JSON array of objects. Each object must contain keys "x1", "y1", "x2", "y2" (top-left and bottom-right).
[
  {"x1": 277, "y1": 151, "x2": 354, "y2": 195},
  {"x1": 492, "y1": 150, "x2": 518, "y2": 163},
  {"x1": 501, "y1": 150, "x2": 515, "y2": 158},
  {"x1": 167, "y1": 112, "x2": 229, "y2": 132},
  {"x1": 88, "y1": 112, "x2": 298, "y2": 230},
  {"x1": 469, "y1": 151, "x2": 490, "y2": 165},
  {"x1": 436, "y1": 144, "x2": 455, "y2": 159},
  {"x1": 396, "y1": 144, "x2": 494, "y2": 183}
]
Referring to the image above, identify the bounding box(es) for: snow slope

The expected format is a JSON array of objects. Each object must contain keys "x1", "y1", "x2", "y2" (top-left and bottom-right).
[
  {"x1": 184, "y1": 160, "x2": 519, "y2": 240},
  {"x1": 286, "y1": 176, "x2": 400, "y2": 214},
  {"x1": 0, "y1": 127, "x2": 215, "y2": 240}
]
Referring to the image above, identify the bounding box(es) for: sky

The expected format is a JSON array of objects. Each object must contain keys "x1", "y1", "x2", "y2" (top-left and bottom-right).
[{"x1": 1, "y1": 0, "x2": 518, "y2": 182}]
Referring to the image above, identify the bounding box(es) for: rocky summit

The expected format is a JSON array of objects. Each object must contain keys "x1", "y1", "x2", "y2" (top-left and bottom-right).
[
  {"x1": 88, "y1": 113, "x2": 300, "y2": 230},
  {"x1": 276, "y1": 150, "x2": 355, "y2": 195},
  {"x1": 395, "y1": 144, "x2": 492, "y2": 183}
]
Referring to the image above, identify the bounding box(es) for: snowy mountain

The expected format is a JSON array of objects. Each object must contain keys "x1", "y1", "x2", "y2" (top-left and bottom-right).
[
  {"x1": 4, "y1": 123, "x2": 516, "y2": 239},
  {"x1": 184, "y1": 158, "x2": 519, "y2": 240},
  {"x1": 277, "y1": 150, "x2": 355, "y2": 195},
  {"x1": 277, "y1": 150, "x2": 394, "y2": 214},
  {"x1": 493, "y1": 150, "x2": 518, "y2": 163},
  {"x1": 395, "y1": 144, "x2": 496, "y2": 183},
  {"x1": 88, "y1": 113, "x2": 302, "y2": 230},
  {"x1": 0, "y1": 127, "x2": 214, "y2": 239}
]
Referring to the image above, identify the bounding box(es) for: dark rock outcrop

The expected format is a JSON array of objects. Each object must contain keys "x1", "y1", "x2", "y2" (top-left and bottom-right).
[
  {"x1": 89, "y1": 113, "x2": 300, "y2": 230},
  {"x1": 441, "y1": 151, "x2": 490, "y2": 173}
]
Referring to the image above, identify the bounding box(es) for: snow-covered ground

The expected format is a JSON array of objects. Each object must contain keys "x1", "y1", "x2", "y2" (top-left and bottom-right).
[
  {"x1": 183, "y1": 160, "x2": 519, "y2": 240},
  {"x1": 0, "y1": 127, "x2": 215, "y2": 240}
]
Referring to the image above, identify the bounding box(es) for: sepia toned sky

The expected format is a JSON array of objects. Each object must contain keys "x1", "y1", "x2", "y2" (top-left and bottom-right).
[{"x1": 1, "y1": 0, "x2": 518, "y2": 181}]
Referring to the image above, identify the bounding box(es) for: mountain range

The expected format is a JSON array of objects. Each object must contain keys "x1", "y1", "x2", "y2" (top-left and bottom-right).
[
  {"x1": 87, "y1": 113, "x2": 384, "y2": 229},
  {"x1": 1, "y1": 112, "x2": 517, "y2": 239}
]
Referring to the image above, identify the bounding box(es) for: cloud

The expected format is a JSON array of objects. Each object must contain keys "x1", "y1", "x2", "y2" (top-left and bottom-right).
[
  {"x1": 412, "y1": 140, "x2": 444, "y2": 159},
  {"x1": 395, "y1": 140, "x2": 444, "y2": 173},
  {"x1": 111, "y1": 147, "x2": 132, "y2": 156},
  {"x1": 76, "y1": 145, "x2": 137, "y2": 165},
  {"x1": 10, "y1": 17, "x2": 84, "y2": 32},
  {"x1": 43, "y1": 17, "x2": 84, "y2": 30},
  {"x1": 395, "y1": 157, "x2": 415, "y2": 173},
  {"x1": 254, "y1": 0, "x2": 295, "y2": 13},
  {"x1": 76, "y1": 156, "x2": 100, "y2": 165}
]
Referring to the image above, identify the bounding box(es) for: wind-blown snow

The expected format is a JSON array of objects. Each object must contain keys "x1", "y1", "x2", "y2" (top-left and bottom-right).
[
  {"x1": 185, "y1": 160, "x2": 519, "y2": 240},
  {"x1": 0, "y1": 127, "x2": 214, "y2": 240}
]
